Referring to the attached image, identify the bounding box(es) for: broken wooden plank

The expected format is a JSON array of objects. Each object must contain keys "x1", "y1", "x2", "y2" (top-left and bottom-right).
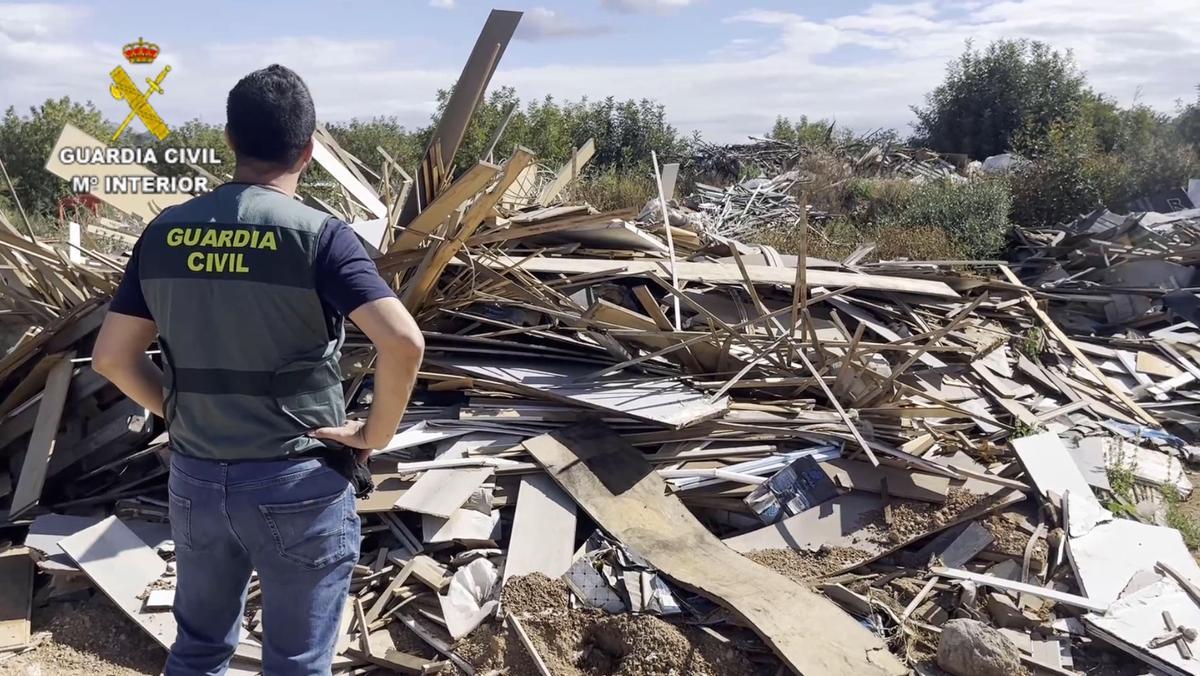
[
  {"x1": 936, "y1": 522, "x2": 995, "y2": 568},
  {"x1": 9, "y1": 351, "x2": 75, "y2": 518},
  {"x1": 311, "y1": 136, "x2": 387, "y2": 220},
  {"x1": 393, "y1": 161, "x2": 502, "y2": 253},
  {"x1": 522, "y1": 423, "x2": 906, "y2": 676},
  {"x1": 502, "y1": 474, "x2": 577, "y2": 584},
  {"x1": 998, "y1": 265, "x2": 1157, "y2": 426},
  {"x1": 506, "y1": 613, "x2": 552, "y2": 676},
  {"x1": 398, "y1": 9, "x2": 522, "y2": 225},
  {"x1": 724, "y1": 488, "x2": 1024, "y2": 575},
  {"x1": 537, "y1": 138, "x2": 595, "y2": 205}
]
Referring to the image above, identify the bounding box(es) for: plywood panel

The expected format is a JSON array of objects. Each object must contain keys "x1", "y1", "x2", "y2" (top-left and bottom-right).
[
  {"x1": 395, "y1": 467, "x2": 493, "y2": 518},
  {"x1": 9, "y1": 351, "x2": 75, "y2": 518},
  {"x1": 59, "y1": 516, "x2": 175, "y2": 649},
  {"x1": 503, "y1": 474, "x2": 577, "y2": 583}
]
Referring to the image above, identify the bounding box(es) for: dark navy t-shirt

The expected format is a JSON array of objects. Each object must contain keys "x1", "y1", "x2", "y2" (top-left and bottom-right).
[{"x1": 110, "y1": 217, "x2": 396, "y2": 321}]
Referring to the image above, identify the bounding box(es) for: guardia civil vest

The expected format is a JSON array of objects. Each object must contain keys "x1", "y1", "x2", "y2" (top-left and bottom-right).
[{"x1": 138, "y1": 184, "x2": 346, "y2": 460}]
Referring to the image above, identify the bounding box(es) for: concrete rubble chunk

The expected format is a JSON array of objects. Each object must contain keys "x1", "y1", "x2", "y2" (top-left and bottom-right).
[{"x1": 937, "y1": 618, "x2": 1025, "y2": 676}]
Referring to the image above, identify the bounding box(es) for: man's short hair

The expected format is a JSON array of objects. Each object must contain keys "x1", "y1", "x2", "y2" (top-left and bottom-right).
[{"x1": 226, "y1": 64, "x2": 315, "y2": 167}]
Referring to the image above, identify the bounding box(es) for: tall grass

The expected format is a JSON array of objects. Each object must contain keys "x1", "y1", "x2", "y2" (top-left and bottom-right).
[{"x1": 564, "y1": 168, "x2": 657, "y2": 212}]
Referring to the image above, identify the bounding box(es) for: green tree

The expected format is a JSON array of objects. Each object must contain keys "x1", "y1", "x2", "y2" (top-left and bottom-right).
[
  {"x1": 425, "y1": 87, "x2": 689, "y2": 174},
  {"x1": 326, "y1": 116, "x2": 423, "y2": 183},
  {"x1": 0, "y1": 97, "x2": 114, "y2": 215},
  {"x1": 1008, "y1": 119, "x2": 1125, "y2": 226},
  {"x1": 1177, "y1": 87, "x2": 1200, "y2": 149},
  {"x1": 911, "y1": 39, "x2": 1089, "y2": 158},
  {"x1": 767, "y1": 115, "x2": 836, "y2": 147}
]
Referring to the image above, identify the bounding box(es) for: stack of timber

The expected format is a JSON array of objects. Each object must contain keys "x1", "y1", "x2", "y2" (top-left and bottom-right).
[{"x1": 2, "y1": 11, "x2": 1200, "y2": 676}]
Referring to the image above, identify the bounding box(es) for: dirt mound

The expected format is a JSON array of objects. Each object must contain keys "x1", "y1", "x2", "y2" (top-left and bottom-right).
[
  {"x1": 747, "y1": 546, "x2": 873, "y2": 583},
  {"x1": 456, "y1": 575, "x2": 756, "y2": 676},
  {"x1": 0, "y1": 594, "x2": 165, "y2": 676}
]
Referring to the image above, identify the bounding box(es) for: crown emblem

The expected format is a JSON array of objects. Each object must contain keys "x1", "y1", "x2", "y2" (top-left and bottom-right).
[{"x1": 122, "y1": 37, "x2": 159, "y2": 64}]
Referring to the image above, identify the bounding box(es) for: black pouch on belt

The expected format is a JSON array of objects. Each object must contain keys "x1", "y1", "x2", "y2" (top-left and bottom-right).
[{"x1": 308, "y1": 444, "x2": 375, "y2": 499}]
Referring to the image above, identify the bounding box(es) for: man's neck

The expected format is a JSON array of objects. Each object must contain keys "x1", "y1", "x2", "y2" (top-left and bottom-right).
[{"x1": 231, "y1": 165, "x2": 299, "y2": 197}]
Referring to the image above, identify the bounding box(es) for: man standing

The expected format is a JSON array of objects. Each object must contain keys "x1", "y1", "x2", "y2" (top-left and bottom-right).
[{"x1": 92, "y1": 65, "x2": 424, "y2": 675}]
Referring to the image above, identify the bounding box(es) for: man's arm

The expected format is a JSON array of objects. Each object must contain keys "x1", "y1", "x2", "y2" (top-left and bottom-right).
[
  {"x1": 310, "y1": 297, "x2": 424, "y2": 451},
  {"x1": 93, "y1": 237, "x2": 165, "y2": 416},
  {"x1": 92, "y1": 312, "x2": 165, "y2": 417},
  {"x1": 307, "y1": 219, "x2": 425, "y2": 455}
]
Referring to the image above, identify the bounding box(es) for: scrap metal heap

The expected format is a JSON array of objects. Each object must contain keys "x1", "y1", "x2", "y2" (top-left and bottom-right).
[{"x1": 2, "y1": 11, "x2": 1200, "y2": 676}]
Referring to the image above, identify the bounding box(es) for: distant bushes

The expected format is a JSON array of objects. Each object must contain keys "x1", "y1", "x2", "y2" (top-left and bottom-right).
[
  {"x1": 751, "y1": 150, "x2": 1014, "y2": 263},
  {"x1": 879, "y1": 179, "x2": 1012, "y2": 258},
  {"x1": 1008, "y1": 115, "x2": 1200, "y2": 228}
]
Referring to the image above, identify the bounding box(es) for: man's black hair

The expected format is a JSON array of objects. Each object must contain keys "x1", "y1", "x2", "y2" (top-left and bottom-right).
[{"x1": 226, "y1": 64, "x2": 315, "y2": 167}]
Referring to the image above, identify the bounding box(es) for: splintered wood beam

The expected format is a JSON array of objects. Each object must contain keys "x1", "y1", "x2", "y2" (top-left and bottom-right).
[
  {"x1": 796, "y1": 345, "x2": 879, "y2": 466},
  {"x1": 401, "y1": 148, "x2": 535, "y2": 311},
  {"x1": 398, "y1": 9, "x2": 522, "y2": 226},
  {"x1": 998, "y1": 265, "x2": 1157, "y2": 426},
  {"x1": 389, "y1": 161, "x2": 502, "y2": 256}
]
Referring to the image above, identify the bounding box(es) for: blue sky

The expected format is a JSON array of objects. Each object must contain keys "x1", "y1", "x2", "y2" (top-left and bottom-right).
[{"x1": 2, "y1": 0, "x2": 1198, "y2": 142}]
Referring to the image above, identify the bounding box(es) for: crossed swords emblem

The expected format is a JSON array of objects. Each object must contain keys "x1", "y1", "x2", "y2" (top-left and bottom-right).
[{"x1": 109, "y1": 64, "x2": 171, "y2": 142}]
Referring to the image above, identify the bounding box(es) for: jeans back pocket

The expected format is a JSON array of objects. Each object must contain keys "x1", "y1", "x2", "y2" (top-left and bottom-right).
[
  {"x1": 168, "y1": 488, "x2": 193, "y2": 551},
  {"x1": 259, "y1": 488, "x2": 349, "y2": 569}
]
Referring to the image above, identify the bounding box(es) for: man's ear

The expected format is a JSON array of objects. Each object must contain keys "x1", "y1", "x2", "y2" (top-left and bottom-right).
[
  {"x1": 224, "y1": 126, "x2": 236, "y2": 153},
  {"x1": 295, "y1": 137, "x2": 315, "y2": 173}
]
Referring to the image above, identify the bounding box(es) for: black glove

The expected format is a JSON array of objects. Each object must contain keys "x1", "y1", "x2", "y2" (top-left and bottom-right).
[{"x1": 319, "y1": 444, "x2": 375, "y2": 499}]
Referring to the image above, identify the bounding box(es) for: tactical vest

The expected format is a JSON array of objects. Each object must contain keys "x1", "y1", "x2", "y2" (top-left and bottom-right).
[{"x1": 138, "y1": 184, "x2": 346, "y2": 460}]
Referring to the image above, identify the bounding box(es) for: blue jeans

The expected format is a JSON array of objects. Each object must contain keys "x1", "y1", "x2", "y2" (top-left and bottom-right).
[{"x1": 166, "y1": 452, "x2": 360, "y2": 675}]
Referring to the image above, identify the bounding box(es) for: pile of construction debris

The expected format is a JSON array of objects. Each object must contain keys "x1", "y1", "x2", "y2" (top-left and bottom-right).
[
  {"x1": 3, "y1": 10, "x2": 1200, "y2": 676},
  {"x1": 691, "y1": 132, "x2": 960, "y2": 186}
]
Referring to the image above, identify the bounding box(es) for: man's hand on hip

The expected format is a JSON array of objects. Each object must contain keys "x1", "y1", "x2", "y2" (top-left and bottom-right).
[{"x1": 308, "y1": 420, "x2": 378, "y2": 462}]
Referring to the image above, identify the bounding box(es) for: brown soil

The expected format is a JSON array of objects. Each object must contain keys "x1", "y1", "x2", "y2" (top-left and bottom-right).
[
  {"x1": 0, "y1": 594, "x2": 165, "y2": 676},
  {"x1": 746, "y1": 546, "x2": 873, "y2": 584},
  {"x1": 875, "y1": 489, "x2": 989, "y2": 545},
  {"x1": 982, "y1": 514, "x2": 1048, "y2": 568},
  {"x1": 456, "y1": 574, "x2": 758, "y2": 676},
  {"x1": 501, "y1": 570, "x2": 571, "y2": 615}
]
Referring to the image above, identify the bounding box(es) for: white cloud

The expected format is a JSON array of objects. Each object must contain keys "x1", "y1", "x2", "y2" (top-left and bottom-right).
[
  {"x1": 0, "y1": 3, "x2": 86, "y2": 40},
  {"x1": 515, "y1": 7, "x2": 610, "y2": 42},
  {"x1": 429, "y1": 0, "x2": 456, "y2": 9},
  {"x1": 600, "y1": 0, "x2": 696, "y2": 14},
  {"x1": 1, "y1": 1, "x2": 1199, "y2": 145}
]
